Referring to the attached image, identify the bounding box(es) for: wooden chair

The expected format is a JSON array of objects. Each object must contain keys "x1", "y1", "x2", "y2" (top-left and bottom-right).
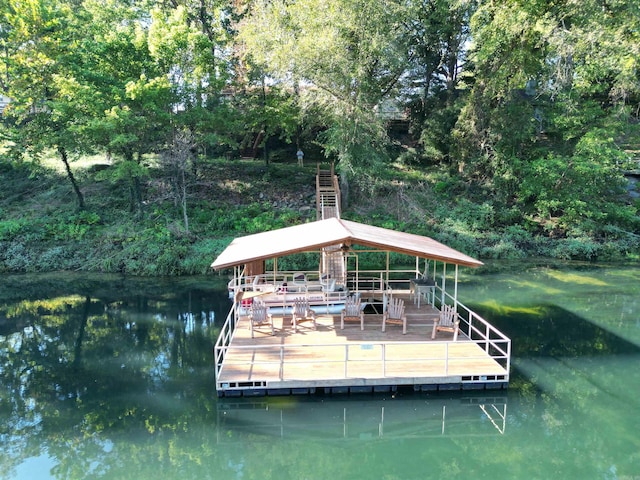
[
  {"x1": 340, "y1": 295, "x2": 364, "y2": 330},
  {"x1": 292, "y1": 272, "x2": 307, "y2": 292},
  {"x1": 431, "y1": 304, "x2": 460, "y2": 341},
  {"x1": 249, "y1": 299, "x2": 274, "y2": 338},
  {"x1": 320, "y1": 273, "x2": 336, "y2": 293},
  {"x1": 382, "y1": 297, "x2": 407, "y2": 334},
  {"x1": 291, "y1": 297, "x2": 316, "y2": 332}
]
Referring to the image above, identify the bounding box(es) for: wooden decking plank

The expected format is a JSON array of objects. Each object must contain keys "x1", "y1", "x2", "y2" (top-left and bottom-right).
[{"x1": 218, "y1": 293, "x2": 508, "y2": 390}]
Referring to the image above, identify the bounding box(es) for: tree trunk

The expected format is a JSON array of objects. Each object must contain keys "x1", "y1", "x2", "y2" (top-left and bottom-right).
[
  {"x1": 133, "y1": 152, "x2": 144, "y2": 217},
  {"x1": 262, "y1": 129, "x2": 268, "y2": 165},
  {"x1": 181, "y1": 168, "x2": 189, "y2": 233},
  {"x1": 73, "y1": 296, "x2": 90, "y2": 368},
  {"x1": 340, "y1": 172, "x2": 349, "y2": 210},
  {"x1": 58, "y1": 146, "x2": 85, "y2": 210},
  {"x1": 261, "y1": 77, "x2": 269, "y2": 165},
  {"x1": 133, "y1": 175, "x2": 143, "y2": 217}
]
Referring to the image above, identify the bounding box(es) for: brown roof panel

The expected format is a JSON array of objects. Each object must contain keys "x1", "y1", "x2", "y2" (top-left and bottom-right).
[
  {"x1": 339, "y1": 220, "x2": 482, "y2": 267},
  {"x1": 211, "y1": 218, "x2": 482, "y2": 270}
]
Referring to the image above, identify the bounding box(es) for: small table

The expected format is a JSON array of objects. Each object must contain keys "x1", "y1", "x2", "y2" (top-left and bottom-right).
[{"x1": 410, "y1": 279, "x2": 435, "y2": 308}]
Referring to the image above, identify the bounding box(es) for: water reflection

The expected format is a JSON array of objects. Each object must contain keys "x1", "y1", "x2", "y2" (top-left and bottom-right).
[
  {"x1": 1, "y1": 266, "x2": 640, "y2": 479},
  {"x1": 0, "y1": 274, "x2": 225, "y2": 480},
  {"x1": 217, "y1": 394, "x2": 508, "y2": 441}
]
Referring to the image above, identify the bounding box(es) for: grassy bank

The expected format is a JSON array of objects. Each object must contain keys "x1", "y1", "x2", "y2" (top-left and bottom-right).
[{"x1": 1, "y1": 155, "x2": 638, "y2": 276}]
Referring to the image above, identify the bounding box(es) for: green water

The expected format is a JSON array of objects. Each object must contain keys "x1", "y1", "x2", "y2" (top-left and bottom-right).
[{"x1": 1, "y1": 262, "x2": 639, "y2": 479}]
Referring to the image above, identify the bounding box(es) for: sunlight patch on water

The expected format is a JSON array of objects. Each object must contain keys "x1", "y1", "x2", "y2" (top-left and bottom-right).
[
  {"x1": 544, "y1": 270, "x2": 609, "y2": 286},
  {"x1": 503, "y1": 279, "x2": 565, "y2": 295},
  {"x1": 476, "y1": 299, "x2": 546, "y2": 317}
]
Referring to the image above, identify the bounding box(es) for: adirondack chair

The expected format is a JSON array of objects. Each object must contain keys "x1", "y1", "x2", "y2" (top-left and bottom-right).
[
  {"x1": 291, "y1": 297, "x2": 316, "y2": 332},
  {"x1": 431, "y1": 304, "x2": 460, "y2": 341},
  {"x1": 320, "y1": 273, "x2": 337, "y2": 293},
  {"x1": 340, "y1": 295, "x2": 364, "y2": 330},
  {"x1": 382, "y1": 297, "x2": 407, "y2": 334},
  {"x1": 292, "y1": 272, "x2": 307, "y2": 292},
  {"x1": 249, "y1": 299, "x2": 274, "y2": 338}
]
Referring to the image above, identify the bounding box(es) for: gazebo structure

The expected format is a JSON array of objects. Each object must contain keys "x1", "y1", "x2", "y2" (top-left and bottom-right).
[{"x1": 212, "y1": 217, "x2": 510, "y2": 397}]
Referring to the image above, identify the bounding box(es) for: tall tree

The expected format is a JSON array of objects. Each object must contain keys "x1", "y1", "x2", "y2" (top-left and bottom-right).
[
  {"x1": 3, "y1": 0, "x2": 170, "y2": 213},
  {"x1": 453, "y1": 0, "x2": 639, "y2": 235},
  {"x1": 148, "y1": 2, "x2": 235, "y2": 160},
  {"x1": 82, "y1": 0, "x2": 173, "y2": 215},
  {"x1": 401, "y1": 0, "x2": 474, "y2": 164},
  {"x1": 238, "y1": 0, "x2": 410, "y2": 176},
  {"x1": 3, "y1": 0, "x2": 94, "y2": 209}
]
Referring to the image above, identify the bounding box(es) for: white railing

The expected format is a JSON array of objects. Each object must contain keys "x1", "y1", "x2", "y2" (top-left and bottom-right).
[
  {"x1": 216, "y1": 271, "x2": 512, "y2": 386},
  {"x1": 227, "y1": 265, "x2": 422, "y2": 300},
  {"x1": 215, "y1": 339, "x2": 508, "y2": 390},
  {"x1": 439, "y1": 290, "x2": 511, "y2": 374},
  {"x1": 214, "y1": 306, "x2": 236, "y2": 376}
]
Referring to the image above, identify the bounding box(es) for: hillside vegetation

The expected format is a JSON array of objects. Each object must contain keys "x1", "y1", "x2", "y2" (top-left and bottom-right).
[
  {"x1": 1, "y1": 0, "x2": 640, "y2": 274},
  {"x1": 1, "y1": 152, "x2": 638, "y2": 276}
]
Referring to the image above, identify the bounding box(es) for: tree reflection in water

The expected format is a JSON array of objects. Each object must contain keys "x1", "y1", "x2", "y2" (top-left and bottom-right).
[
  {"x1": 0, "y1": 274, "x2": 225, "y2": 479},
  {"x1": 0, "y1": 265, "x2": 639, "y2": 479}
]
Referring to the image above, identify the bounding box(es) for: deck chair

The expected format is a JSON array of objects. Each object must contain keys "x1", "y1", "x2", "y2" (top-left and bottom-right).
[
  {"x1": 382, "y1": 297, "x2": 407, "y2": 334},
  {"x1": 292, "y1": 272, "x2": 307, "y2": 292},
  {"x1": 291, "y1": 297, "x2": 316, "y2": 332},
  {"x1": 340, "y1": 295, "x2": 364, "y2": 330},
  {"x1": 323, "y1": 278, "x2": 337, "y2": 292},
  {"x1": 249, "y1": 299, "x2": 274, "y2": 338},
  {"x1": 431, "y1": 304, "x2": 460, "y2": 341},
  {"x1": 320, "y1": 274, "x2": 336, "y2": 293}
]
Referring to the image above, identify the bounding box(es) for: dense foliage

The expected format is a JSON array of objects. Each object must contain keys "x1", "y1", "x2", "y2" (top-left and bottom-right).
[{"x1": 1, "y1": 0, "x2": 639, "y2": 274}]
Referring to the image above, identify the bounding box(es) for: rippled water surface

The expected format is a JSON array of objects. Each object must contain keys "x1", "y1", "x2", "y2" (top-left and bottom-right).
[{"x1": 1, "y1": 262, "x2": 638, "y2": 479}]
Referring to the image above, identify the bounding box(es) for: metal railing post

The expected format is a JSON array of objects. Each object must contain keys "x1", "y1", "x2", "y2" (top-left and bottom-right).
[
  {"x1": 444, "y1": 342, "x2": 449, "y2": 375},
  {"x1": 280, "y1": 345, "x2": 285, "y2": 380},
  {"x1": 382, "y1": 343, "x2": 386, "y2": 376},
  {"x1": 344, "y1": 344, "x2": 349, "y2": 378}
]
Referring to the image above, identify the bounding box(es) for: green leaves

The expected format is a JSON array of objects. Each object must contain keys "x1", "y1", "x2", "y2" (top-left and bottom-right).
[
  {"x1": 239, "y1": 0, "x2": 409, "y2": 170},
  {"x1": 519, "y1": 126, "x2": 629, "y2": 232}
]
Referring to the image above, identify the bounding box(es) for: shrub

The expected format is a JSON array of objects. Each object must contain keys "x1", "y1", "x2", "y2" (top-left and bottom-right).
[
  {"x1": 3, "y1": 243, "x2": 31, "y2": 272},
  {"x1": 46, "y1": 211, "x2": 102, "y2": 241},
  {"x1": 479, "y1": 237, "x2": 526, "y2": 259},
  {"x1": 551, "y1": 238, "x2": 601, "y2": 260},
  {"x1": 37, "y1": 246, "x2": 69, "y2": 271},
  {"x1": 0, "y1": 219, "x2": 25, "y2": 241}
]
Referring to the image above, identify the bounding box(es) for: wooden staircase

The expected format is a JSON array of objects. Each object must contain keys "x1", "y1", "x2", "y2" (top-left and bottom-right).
[
  {"x1": 316, "y1": 164, "x2": 341, "y2": 220},
  {"x1": 316, "y1": 163, "x2": 345, "y2": 285}
]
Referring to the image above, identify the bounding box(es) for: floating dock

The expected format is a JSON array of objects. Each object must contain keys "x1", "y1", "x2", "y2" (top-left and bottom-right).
[
  {"x1": 212, "y1": 165, "x2": 510, "y2": 397},
  {"x1": 215, "y1": 291, "x2": 510, "y2": 397}
]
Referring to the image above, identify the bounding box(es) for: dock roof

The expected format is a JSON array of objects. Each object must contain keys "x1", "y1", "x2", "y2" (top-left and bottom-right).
[{"x1": 211, "y1": 218, "x2": 483, "y2": 270}]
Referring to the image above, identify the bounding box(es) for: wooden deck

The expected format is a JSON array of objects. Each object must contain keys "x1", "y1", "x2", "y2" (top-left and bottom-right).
[{"x1": 216, "y1": 293, "x2": 509, "y2": 396}]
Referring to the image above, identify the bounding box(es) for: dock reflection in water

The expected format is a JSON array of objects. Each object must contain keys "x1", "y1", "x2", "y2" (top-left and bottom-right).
[{"x1": 216, "y1": 393, "x2": 507, "y2": 442}]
